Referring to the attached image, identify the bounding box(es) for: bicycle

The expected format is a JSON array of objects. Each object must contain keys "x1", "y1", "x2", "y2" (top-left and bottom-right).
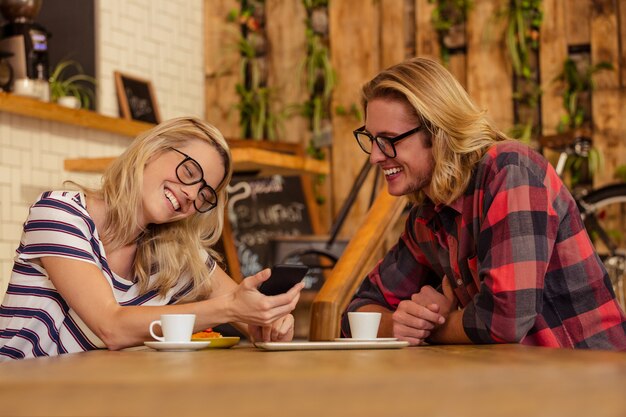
[{"x1": 540, "y1": 131, "x2": 626, "y2": 309}]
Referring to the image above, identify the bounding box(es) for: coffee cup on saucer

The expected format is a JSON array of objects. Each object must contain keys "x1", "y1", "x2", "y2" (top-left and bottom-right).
[
  {"x1": 149, "y1": 314, "x2": 196, "y2": 342},
  {"x1": 348, "y1": 312, "x2": 381, "y2": 339}
]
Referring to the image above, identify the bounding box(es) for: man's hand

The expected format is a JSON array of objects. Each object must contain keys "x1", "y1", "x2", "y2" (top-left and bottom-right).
[{"x1": 392, "y1": 277, "x2": 457, "y2": 345}]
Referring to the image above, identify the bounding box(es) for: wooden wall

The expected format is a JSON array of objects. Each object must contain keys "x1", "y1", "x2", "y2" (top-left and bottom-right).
[{"x1": 205, "y1": 0, "x2": 626, "y2": 237}]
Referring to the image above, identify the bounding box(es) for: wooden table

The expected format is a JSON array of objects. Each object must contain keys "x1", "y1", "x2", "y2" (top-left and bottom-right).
[{"x1": 1, "y1": 344, "x2": 625, "y2": 417}]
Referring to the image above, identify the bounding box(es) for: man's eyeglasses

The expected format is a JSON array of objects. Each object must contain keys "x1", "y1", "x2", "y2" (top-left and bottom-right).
[
  {"x1": 353, "y1": 125, "x2": 423, "y2": 158},
  {"x1": 170, "y1": 148, "x2": 218, "y2": 213}
]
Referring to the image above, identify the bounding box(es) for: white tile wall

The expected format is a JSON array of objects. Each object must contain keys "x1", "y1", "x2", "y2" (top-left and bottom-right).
[
  {"x1": 97, "y1": 0, "x2": 205, "y2": 119},
  {"x1": 0, "y1": 0, "x2": 204, "y2": 297}
]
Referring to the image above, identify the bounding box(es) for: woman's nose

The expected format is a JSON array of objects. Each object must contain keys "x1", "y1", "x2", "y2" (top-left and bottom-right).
[{"x1": 181, "y1": 183, "x2": 203, "y2": 201}]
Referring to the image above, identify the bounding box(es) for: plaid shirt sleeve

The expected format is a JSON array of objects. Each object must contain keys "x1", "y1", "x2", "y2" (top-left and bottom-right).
[{"x1": 340, "y1": 210, "x2": 441, "y2": 337}]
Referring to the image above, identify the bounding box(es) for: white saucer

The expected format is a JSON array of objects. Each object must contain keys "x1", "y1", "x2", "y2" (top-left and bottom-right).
[
  {"x1": 334, "y1": 337, "x2": 398, "y2": 342},
  {"x1": 144, "y1": 341, "x2": 211, "y2": 351}
]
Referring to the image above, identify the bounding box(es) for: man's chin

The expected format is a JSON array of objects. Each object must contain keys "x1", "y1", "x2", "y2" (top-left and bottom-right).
[{"x1": 386, "y1": 186, "x2": 408, "y2": 197}]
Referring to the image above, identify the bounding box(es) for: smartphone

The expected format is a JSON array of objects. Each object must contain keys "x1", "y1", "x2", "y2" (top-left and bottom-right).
[{"x1": 258, "y1": 264, "x2": 309, "y2": 296}]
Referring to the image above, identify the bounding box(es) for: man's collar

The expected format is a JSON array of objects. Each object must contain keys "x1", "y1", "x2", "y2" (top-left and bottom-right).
[{"x1": 433, "y1": 193, "x2": 464, "y2": 214}]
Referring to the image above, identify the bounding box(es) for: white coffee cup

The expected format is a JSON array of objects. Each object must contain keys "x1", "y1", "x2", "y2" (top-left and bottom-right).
[
  {"x1": 348, "y1": 311, "x2": 381, "y2": 339},
  {"x1": 149, "y1": 314, "x2": 196, "y2": 342}
]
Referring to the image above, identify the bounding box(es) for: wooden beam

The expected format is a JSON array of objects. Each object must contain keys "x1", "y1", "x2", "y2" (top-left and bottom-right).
[
  {"x1": 309, "y1": 191, "x2": 408, "y2": 340},
  {"x1": 204, "y1": 0, "x2": 241, "y2": 138},
  {"x1": 565, "y1": 0, "x2": 591, "y2": 46},
  {"x1": 380, "y1": 0, "x2": 408, "y2": 68},
  {"x1": 415, "y1": 0, "x2": 440, "y2": 61},
  {"x1": 329, "y1": 0, "x2": 379, "y2": 239},
  {"x1": 591, "y1": 0, "x2": 622, "y2": 186},
  {"x1": 266, "y1": 0, "x2": 308, "y2": 144},
  {"x1": 466, "y1": 0, "x2": 513, "y2": 130},
  {"x1": 540, "y1": 0, "x2": 568, "y2": 136}
]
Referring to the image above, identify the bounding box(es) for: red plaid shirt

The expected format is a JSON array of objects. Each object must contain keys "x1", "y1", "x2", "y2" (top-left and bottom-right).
[{"x1": 343, "y1": 141, "x2": 626, "y2": 350}]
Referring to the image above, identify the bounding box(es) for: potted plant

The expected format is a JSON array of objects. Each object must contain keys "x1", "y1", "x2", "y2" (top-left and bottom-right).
[{"x1": 48, "y1": 59, "x2": 96, "y2": 109}]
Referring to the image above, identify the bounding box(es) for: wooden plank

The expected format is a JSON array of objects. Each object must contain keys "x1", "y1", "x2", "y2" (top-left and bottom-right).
[
  {"x1": 619, "y1": 1, "x2": 626, "y2": 190},
  {"x1": 265, "y1": 0, "x2": 308, "y2": 144},
  {"x1": 591, "y1": 0, "x2": 620, "y2": 90},
  {"x1": 219, "y1": 213, "x2": 242, "y2": 282},
  {"x1": 310, "y1": 192, "x2": 408, "y2": 340},
  {"x1": 64, "y1": 148, "x2": 330, "y2": 176},
  {"x1": 226, "y1": 138, "x2": 302, "y2": 153},
  {"x1": 204, "y1": 0, "x2": 241, "y2": 138},
  {"x1": 380, "y1": 0, "x2": 408, "y2": 67},
  {"x1": 466, "y1": 0, "x2": 513, "y2": 131},
  {"x1": 265, "y1": 0, "x2": 325, "y2": 235},
  {"x1": 540, "y1": 0, "x2": 569, "y2": 135},
  {"x1": 590, "y1": 0, "x2": 621, "y2": 186},
  {"x1": 414, "y1": 0, "x2": 441, "y2": 61},
  {"x1": 329, "y1": 0, "x2": 379, "y2": 238},
  {"x1": 617, "y1": 1, "x2": 626, "y2": 87},
  {"x1": 0, "y1": 92, "x2": 150, "y2": 138},
  {"x1": 565, "y1": 0, "x2": 591, "y2": 46},
  {"x1": 448, "y1": 53, "x2": 467, "y2": 89}
]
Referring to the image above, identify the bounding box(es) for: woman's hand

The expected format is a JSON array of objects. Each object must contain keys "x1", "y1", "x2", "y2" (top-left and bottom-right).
[
  {"x1": 248, "y1": 314, "x2": 295, "y2": 342},
  {"x1": 227, "y1": 268, "x2": 304, "y2": 327}
]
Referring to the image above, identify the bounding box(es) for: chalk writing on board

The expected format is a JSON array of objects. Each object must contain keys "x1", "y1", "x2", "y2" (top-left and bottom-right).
[
  {"x1": 114, "y1": 71, "x2": 160, "y2": 124},
  {"x1": 125, "y1": 87, "x2": 152, "y2": 119},
  {"x1": 226, "y1": 175, "x2": 313, "y2": 277}
]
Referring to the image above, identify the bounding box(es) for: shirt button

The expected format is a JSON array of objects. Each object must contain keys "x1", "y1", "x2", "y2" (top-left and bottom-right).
[{"x1": 456, "y1": 279, "x2": 463, "y2": 286}]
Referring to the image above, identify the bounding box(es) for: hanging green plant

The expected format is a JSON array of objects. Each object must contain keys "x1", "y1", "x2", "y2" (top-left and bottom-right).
[
  {"x1": 553, "y1": 58, "x2": 613, "y2": 132},
  {"x1": 500, "y1": 0, "x2": 543, "y2": 143},
  {"x1": 301, "y1": 2, "x2": 335, "y2": 149},
  {"x1": 228, "y1": 0, "x2": 288, "y2": 140},
  {"x1": 551, "y1": 57, "x2": 614, "y2": 189},
  {"x1": 301, "y1": 0, "x2": 334, "y2": 204},
  {"x1": 428, "y1": 0, "x2": 472, "y2": 64},
  {"x1": 503, "y1": 0, "x2": 542, "y2": 79}
]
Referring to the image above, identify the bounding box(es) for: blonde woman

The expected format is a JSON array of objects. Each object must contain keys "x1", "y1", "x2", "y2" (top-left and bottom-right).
[
  {"x1": 0, "y1": 117, "x2": 303, "y2": 360},
  {"x1": 343, "y1": 57, "x2": 626, "y2": 350}
]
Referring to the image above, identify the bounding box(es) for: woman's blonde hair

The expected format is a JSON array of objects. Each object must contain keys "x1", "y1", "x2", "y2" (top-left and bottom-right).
[
  {"x1": 79, "y1": 117, "x2": 232, "y2": 301},
  {"x1": 362, "y1": 57, "x2": 508, "y2": 204}
]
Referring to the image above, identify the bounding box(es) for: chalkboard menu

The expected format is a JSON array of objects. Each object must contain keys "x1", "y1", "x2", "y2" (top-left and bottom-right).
[
  {"x1": 114, "y1": 71, "x2": 161, "y2": 124},
  {"x1": 226, "y1": 175, "x2": 314, "y2": 278}
]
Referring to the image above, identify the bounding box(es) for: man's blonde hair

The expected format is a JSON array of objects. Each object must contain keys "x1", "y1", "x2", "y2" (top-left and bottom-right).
[
  {"x1": 79, "y1": 117, "x2": 232, "y2": 301},
  {"x1": 362, "y1": 57, "x2": 508, "y2": 204}
]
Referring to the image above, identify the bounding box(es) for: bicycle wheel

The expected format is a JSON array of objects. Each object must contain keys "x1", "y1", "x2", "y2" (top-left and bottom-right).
[{"x1": 579, "y1": 183, "x2": 626, "y2": 309}]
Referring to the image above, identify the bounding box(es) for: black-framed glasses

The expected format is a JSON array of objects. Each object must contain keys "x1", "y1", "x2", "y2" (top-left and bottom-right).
[
  {"x1": 170, "y1": 148, "x2": 218, "y2": 213},
  {"x1": 353, "y1": 125, "x2": 423, "y2": 158}
]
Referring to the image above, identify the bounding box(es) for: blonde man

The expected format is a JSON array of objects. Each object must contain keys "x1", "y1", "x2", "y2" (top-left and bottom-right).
[{"x1": 343, "y1": 58, "x2": 626, "y2": 350}]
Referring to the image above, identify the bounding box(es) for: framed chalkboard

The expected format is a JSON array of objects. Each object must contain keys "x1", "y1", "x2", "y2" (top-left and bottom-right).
[
  {"x1": 114, "y1": 71, "x2": 161, "y2": 124},
  {"x1": 226, "y1": 175, "x2": 314, "y2": 280}
]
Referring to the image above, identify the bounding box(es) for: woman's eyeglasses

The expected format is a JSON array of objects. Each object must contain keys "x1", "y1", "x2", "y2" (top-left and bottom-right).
[
  {"x1": 170, "y1": 148, "x2": 218, "y2": 213},
  {"x1": 353, "y1": 125, "x2": 423, "y2": 158}
]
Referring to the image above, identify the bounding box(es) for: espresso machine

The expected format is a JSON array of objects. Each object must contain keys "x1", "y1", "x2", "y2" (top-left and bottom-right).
[{"x1": 0, "y1": 0, "x2": 50, "y2": 96}]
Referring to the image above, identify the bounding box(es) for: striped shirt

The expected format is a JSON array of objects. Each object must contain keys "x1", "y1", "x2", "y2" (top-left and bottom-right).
[
  {"x1": 0, "y1": 191, "x2": 215, "y2": 360},
  {"x1": 343, "y1": 141, "x2": 626, "y2": 350}
]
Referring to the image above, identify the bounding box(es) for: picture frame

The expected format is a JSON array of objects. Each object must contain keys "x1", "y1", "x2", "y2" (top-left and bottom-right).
[{"x1": 114, "y1": 71, "x2": 161, "y2": 124}]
